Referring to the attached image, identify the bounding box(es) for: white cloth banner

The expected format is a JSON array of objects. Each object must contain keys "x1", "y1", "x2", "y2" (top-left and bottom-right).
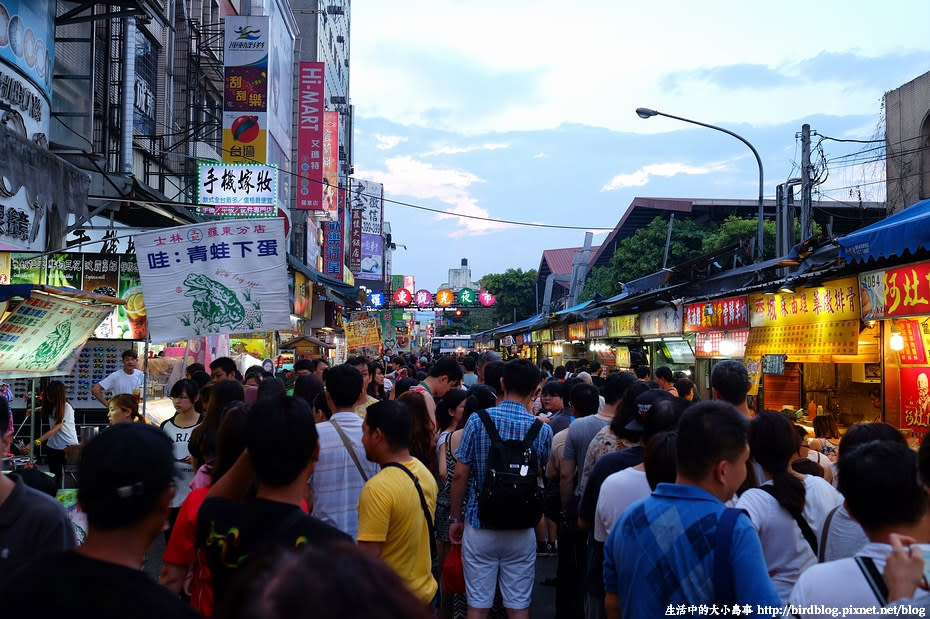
[{"x1": 134, "y1": 219, "x2": 290, "y2": 343}]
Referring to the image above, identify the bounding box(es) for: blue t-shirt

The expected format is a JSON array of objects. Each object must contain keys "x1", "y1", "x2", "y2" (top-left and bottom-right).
[{"x1": 603, "y1": 483, "x2": 781, "y2": 618}]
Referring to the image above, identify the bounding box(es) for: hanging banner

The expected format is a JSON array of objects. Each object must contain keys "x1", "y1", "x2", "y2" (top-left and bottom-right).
[
  {"x1": 683, "y1": 296, "x2": 749, "y2": 332},
  {"x1": 344, "y1": 317, "x2": 380, "y2": 349},
  {"x1": 296, "y1": 61, "x2": 325, "y2": 211},
  {"x1": 859, "y1": 261, "x2": 930, "y2": 320},
  {"x1": 134, "y1": 219, "x2": 289, "y2": 343},
  {"x1": 900, "y1": 367, "x2": 930, "y2": 433},
  {"x1": 0, "y1": 291, "x2": 114, "y2": 376},
  {"x1": 322, "y1": 111, "x2": 339, "y2": 216},
  {"x1": 223, "y1": 15, "x2": 269, "y2": 164},
  {"x1": 749, "y1": 277, "x2": 859, "y2": 327}
]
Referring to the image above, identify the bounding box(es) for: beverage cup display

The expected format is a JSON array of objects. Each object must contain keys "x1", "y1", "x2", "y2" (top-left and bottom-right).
[{"x1": 123, "y1": 287, "x2": 147, "y2": 339}]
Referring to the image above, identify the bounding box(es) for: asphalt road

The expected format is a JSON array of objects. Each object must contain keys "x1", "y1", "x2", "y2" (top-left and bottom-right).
[{"x1": 144, "y1": 535, "x2": 559, "y2": 617}]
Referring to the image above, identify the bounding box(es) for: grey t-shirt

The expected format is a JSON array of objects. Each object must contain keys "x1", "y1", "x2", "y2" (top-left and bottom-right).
[
  {"x1": 0, "y1": 474, "x2": 76, "y2": 582},
  {"x1": 563, "y1": 415, "x2": 609, "y2": 495}
]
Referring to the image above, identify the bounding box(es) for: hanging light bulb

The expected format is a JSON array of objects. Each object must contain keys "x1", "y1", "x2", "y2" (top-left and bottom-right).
[{"x1": 890, "y1": 330, "x2": 905, "y2": 351}]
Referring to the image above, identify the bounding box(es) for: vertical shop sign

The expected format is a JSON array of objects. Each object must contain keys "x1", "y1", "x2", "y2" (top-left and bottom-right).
[
  {"x1": 321, "y1": 111, "x2": 339, "y2": 216},
  {"x1": 296, "y1": 62, "x2": 325, "y2": 211},
  {"x1": 223, "y1": 16, "x2": 269, "y2": 164}
]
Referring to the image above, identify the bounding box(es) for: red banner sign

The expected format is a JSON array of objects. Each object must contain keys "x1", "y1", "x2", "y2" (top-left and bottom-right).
[{"x1": 684, "y1": 296, "x2": 749, "y2": 332}]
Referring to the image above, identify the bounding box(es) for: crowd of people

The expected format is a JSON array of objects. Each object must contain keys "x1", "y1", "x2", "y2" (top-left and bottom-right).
[{"x1": 3, "y1": 351, "x2": 930, "y2": 618}]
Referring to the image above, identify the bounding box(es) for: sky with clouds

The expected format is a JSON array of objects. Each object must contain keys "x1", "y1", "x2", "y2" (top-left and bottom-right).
[{"x1": 348, "y1": 0, "x2": 930, "y2": 291}]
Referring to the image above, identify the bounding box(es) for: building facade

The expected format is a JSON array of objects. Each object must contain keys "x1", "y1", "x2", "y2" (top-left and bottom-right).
[{"x1": 885, "y1": 70, "x2": 930, "y2": 214}]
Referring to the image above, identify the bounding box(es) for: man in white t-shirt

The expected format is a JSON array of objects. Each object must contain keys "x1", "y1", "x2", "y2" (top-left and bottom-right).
[
  {"x1": 91, "y1": 350, "x2": 145, "y2": 405},
  {"x1": 790, "y1": 441, "x2": 930, "y2": 616}
]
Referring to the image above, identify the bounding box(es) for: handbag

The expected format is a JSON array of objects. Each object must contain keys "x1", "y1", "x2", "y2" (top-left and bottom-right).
[{"x1": 441, "y1": 543, "x2": 466, "y2": 594}]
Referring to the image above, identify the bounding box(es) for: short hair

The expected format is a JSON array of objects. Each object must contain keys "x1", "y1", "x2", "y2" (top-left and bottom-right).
[
  {"x1": 676, "y1": 400, "x2": 749, "y2": 481},
  {"x1": 210, "y1": 356, "x2": 237, "y2": 376},
  {"x1": 838, "y1": 422, "x2": 905, "y2": 457},
  {"x1": 477, "y1": 350, "x2": 502, "y2": 367},
  {"x1": 294, "y1": 374, "x2": 324, "y2": 406},
  {"x1": 366, "y1": 400, "x2": 412, "y2": 450},
  {"x1": 294, "y1": 359, "x2": 314, "y2": 373},
  {"x1": 121, "y1": 349, "x2": 138, "y2": 361},
  {"x1": 428, "y1": 357, "x2": 464, "y2": 382},
  {"x1": 216, "y1": 542, "x2": 431, "y2": 619},
  {"x1": 393, "y1": 377, "x2": 419, "y2": 397},
  {"x1": 256, "y1": 377, "x2": 287, "y2": 400},
  {"x1": 644, "y1": 431, "x2": 677, "y2": 490},
  {"x1": 463, "y1": 356, "x2": 476, "y2": 372},
  {"x1": 501, "y1": 358, "x2": 541, "y2": 397},
  {"x1": 711, "y1": 360, "x2": 750, "y2": 405},
  {"x1": 465, "y1": 384, "x2": 497, "y2": 419},
  {"x1": 483, "y1": 361, "x2": 505, "y2": 396},
  {"x1": 79, "y1": 423, "x2": 177, "y2": 530},
  {"x1": 190, "y1": 370, "x2": 211, "y2": 389},
  {"x1": 604, "y1": 372, "x2": 636, "y2": 406},
  {"x1": 674, "y1": 377, "x2": 695, "y2": 399},
  {"x1": 346, "y1": 356, "x2": 369, "y2": 370},
  {"x1": 838, "y1": 441, "x2": 927, "y2": 534},
  {"x1": 310, "y1": 358, "x2": 329, "y2": 372},
  {"x1": 589, "y1": 361, "x2": 601, "y2": 374},
  {"x1": 325, "y1": 364, "x2": 364, "y2": 408},
  {"x1": 570, "y1": 383, "x2": 600, "y2": 417},
  {"x1": 247, "y1": 395, "x2": 318, "y2": 487},
  {"x1": 655, "y1": 366, "x2": 674, "y2": 382},
  {"x1": 186, "y1": 363, "x2": 205, "y2": 376},
  {"x1": 541, "y1": 379, "x2": 564, "y2": 399},
  {"x1": 634, "y1": 365, "x2": 651, "y2": 380}
]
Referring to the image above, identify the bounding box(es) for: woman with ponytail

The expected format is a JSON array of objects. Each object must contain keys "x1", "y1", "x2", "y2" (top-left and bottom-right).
[{"x1": 736, "y1": 411, "x2": 843, "y2": 601}]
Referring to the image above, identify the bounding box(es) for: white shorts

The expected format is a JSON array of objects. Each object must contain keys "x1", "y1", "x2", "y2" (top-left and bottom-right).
[{"x1": 461, "y1": 523, "x2": 536, "y2": 609}]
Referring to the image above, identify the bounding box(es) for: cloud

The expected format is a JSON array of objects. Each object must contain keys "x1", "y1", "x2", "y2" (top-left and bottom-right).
[
  {"x1": 533, "y1": 152, "x2": 547, "y2": 159},
  {"x1": 375, "y1": 134, "x2": 407, "y2": 150},
  {"x1": 421, "y1": 143, "x2": 509, "y2": 157},
  {"x1": 354, "y1": 156, "x2": 514, "y2": 236},
  {"x1": 602, "y1": 161, "x2": 730, "y2": 191}
]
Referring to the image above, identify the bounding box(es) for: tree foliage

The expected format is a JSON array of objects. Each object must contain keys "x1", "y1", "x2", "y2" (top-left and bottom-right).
[{"x1": 480, "y1": 268, "x2": 538, "y2": 324}]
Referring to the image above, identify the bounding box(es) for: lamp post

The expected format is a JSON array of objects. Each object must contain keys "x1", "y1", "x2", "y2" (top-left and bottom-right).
[{"x1": 636, "y1": 107, "x2": 765, "y2": 263}]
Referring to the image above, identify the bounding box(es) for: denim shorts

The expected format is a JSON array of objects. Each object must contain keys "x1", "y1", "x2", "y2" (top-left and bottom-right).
[{"x1": 462, "y1": 524, "x2": 536, "y2": 609}]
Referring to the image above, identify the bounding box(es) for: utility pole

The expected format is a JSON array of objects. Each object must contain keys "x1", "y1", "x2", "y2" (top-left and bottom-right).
[{"x1": 800, "y1": 124, "x2": 813, "y2": 240}]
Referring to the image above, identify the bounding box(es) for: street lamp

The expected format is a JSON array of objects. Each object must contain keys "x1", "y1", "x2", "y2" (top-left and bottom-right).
[{"x1": 636, "y1": 107, "x2": 765, "y2": 263}]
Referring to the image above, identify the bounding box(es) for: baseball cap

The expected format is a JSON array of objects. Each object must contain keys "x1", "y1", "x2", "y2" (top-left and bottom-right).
[
  {"x1": 625, "y1": 389, "x2": 676, "y2": 433},
  {"x1": 79, "y1": 423, "x2": 179, "y2": 528}
]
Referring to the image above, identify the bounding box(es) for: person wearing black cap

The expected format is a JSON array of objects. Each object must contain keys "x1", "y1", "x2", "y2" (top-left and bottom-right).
[{"x1": 0, "y1": 423, "x2": 200, "y2": 618}]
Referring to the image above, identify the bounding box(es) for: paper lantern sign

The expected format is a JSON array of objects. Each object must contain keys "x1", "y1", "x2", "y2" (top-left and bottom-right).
[
  {"x1": 415, "y1": 289, "x2": 433, "y2": 307},
  {"x1": 479, "y1": 290, "x2": 496, "y2": 307},
  {"x1": 436, "y1": 289, "x2": 454, "y2": 307},
  {"x1": 393, "y1": 288, "x2": 412, "y2": 307}
]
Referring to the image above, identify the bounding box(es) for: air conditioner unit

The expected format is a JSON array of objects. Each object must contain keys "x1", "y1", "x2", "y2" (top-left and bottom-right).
[
  {"x1": 330, "y1": 95, "x2": 346, "y2": 104},
  {"x1": 336, "y1": 35, "x2": 344, "y2": 42},
  {"x1": 327, "y1": 5, "x2": 344, "y2": 15}
]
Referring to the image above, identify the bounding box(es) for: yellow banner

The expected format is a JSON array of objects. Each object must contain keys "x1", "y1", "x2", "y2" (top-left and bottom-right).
[
  {"x1": 345, "y1": 317, "x2": 381, "y2": 349},
  {"x1": 748, "y1": 277, "x2": 859, "y2": 327},
  {"x1": 607, "y1": 315, "x2": 638, "y2": 338},
  {"x1": 745, "y1": 320, "x2": 860, "y2": 357}
]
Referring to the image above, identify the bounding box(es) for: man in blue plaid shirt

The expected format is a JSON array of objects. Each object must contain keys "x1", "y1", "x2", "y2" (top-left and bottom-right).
[{"x1": 449, "y1": 358, "x2": 553, "y2": 619}]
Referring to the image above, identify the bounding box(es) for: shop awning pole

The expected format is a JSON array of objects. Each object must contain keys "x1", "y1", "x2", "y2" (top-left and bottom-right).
[
  {"x1": 141, "y1": 335, "x2": 150, "y2": 421},
  {"x1": 28, "y1": 378, "x2": 36, "y2": 463}
]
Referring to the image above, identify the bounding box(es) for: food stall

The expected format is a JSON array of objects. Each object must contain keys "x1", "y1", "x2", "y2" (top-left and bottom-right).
[{"x1": 684, "y1": 296, "x2": 750, "y2": 402}]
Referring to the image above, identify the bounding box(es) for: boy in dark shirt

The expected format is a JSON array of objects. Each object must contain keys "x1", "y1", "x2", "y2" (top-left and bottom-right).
[{"x1": 196, "y1": 394, "x2": 349, "y2": 603}]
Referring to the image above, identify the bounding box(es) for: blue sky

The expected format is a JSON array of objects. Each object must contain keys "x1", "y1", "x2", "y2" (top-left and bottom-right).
[{"x1": 349, "y1": 0, "x2": 930, "y2": 291}]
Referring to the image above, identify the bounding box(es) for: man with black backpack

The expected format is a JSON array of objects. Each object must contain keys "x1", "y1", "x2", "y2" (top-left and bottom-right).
[{"x1": 449, "y1": 358, "x2": 553, "y2": 619}]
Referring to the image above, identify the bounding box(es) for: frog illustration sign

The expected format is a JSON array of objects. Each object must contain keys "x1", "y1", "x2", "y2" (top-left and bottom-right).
[{"x1": 134, "y1": 219, "x2": 290, "y2": 342}]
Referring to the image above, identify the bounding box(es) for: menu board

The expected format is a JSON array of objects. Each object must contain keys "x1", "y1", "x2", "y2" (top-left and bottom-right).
[{"x1": 8, "y1": 339, "x2": 136, "y2": 409}]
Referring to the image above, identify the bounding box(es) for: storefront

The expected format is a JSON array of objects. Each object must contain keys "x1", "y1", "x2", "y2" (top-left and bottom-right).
[
  {"x1": 745, "y1": 276, "x2": 880, "y2": 424},
  {"x1": 605, "y1": 314, "x2": 641, "y2": 372},
  {"x1": 639, "y1": 305, "x2": 691, "y2": 377},
  {"x1": 684, "y1": 296, "x2": 750, "y2": 401},
  {"x1": 859, "y1": 260, "x2": 930, "y2": 438}
]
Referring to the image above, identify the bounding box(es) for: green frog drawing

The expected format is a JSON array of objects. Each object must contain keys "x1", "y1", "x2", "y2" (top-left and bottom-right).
[{"x1": 182, "y1": 274, "x2": 246, "y2": 332}]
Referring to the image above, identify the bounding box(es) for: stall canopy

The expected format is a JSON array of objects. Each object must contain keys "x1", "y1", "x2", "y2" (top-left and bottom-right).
[
  {"x1": 838, "y1": 198, "x2": 930, "y2": 263},
  {"x1": 287, "y1": 254, "x2": 359, "y2": 306}
]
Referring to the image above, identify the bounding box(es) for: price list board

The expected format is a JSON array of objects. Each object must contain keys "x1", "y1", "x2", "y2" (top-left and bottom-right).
[{"x1": 8, "y1": 339, "x2": 136, "y2": 410}]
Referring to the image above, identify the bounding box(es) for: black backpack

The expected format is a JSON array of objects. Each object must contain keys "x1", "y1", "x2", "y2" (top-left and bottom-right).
[{"x1": 475, "y1": 410, "x2": 544, "y2": 530}]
